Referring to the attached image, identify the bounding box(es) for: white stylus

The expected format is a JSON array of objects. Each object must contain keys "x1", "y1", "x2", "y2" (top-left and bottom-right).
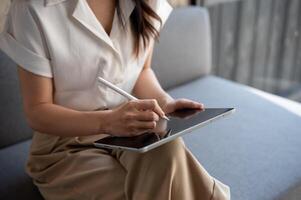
[{"x1": 97, "y1": 76, "x2": 170, "y2": 121}]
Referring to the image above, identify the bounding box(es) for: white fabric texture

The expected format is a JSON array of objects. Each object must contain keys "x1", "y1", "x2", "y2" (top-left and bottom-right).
[
  {"x1": 0, "y1": 0, "x2": 11, "y2": 33},
  {"x1": 0, "y1": 0, "x2": 173, "y2": 111}
]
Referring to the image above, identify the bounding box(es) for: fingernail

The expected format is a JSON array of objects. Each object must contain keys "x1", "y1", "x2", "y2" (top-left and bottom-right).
[{"x1": 163, "y1": 115, "x2": 170, "y2": 121}]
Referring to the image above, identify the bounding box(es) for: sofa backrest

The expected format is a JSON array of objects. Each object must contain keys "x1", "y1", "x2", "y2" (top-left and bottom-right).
[
  {"x1": 152, "y1": 6, "x2": 212, "y2": 89},
  {"x1": 0, "y1": 54, "x2": 32, "y2": 148},
  {"x1": 0, "y1": 6, "x2": 212, "y2": 148}
]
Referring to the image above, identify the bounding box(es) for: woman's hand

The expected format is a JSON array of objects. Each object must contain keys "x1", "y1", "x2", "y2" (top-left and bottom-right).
[
  {"x1": 161, "y1": 98, "x2": 205, "y2": 114},
  {"x1": 103, "y1": 99, "x2": 166, "y2": 137}
]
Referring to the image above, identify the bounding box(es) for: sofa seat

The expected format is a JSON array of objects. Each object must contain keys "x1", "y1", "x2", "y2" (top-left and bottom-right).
[
  {"x1": 168, "y1": 75, "x2": 301, "y2": 200},
  {"x1": 1, "y1": 75, "x2": 300, "y2": 200},
  {"x1": 0, "y1": 140, "x2": 43, "y2": 199}
]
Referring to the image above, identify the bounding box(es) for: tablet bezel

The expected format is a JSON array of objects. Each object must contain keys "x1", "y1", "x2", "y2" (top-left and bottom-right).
[{"x1": 93, "y1": 108, "x2": 235, "y2": 153}]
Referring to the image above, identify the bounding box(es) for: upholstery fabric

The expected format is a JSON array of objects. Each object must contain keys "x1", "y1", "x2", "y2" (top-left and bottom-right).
[
  {"x1": 168, "y1": 76, "x2": 301, "y2": 200},
  {"x1": 1, "y1": 6, "x2": 301, "y2": 200},
  {"x1": 0, "y1": 53, "x2": 32, "y2": 148},
  {"x1": 152, "y1": 7, "x2": 211, "y2": 89},
  {"x1": 0, "y1": 140, "x2": 42, "y2": 199}
]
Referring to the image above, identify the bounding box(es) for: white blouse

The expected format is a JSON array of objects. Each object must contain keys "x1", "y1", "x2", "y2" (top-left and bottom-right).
[{"x1": 0, "y1": 0, "x2": 173, "y2": 111}]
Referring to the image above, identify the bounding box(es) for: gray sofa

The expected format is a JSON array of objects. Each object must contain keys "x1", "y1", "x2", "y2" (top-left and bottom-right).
[{"x1": 1, "y1": 6, "x2": 301, "y2": 200}]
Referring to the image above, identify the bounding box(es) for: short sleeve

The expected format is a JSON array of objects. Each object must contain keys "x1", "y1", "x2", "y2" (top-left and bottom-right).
[
  {"x1": 0, "y1": 2, "x2": 53, "y2": 78},
  {"x1": 148, "y1": 0, "x2": 173, "y2": 31}
]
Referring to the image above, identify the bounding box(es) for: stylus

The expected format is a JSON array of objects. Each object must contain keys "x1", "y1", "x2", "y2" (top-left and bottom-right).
[{"x1": 97, "y1": 76, "x2": 170, "y2": 121}]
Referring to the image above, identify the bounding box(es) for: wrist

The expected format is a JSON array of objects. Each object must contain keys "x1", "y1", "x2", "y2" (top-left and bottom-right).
[
  {"x1": 95, "y1": 109, "x2": 114, "y2": 135},
  {"x1": 157, "y1": 94, "x2": 174, "y2": 114},
  {"x1": 158, "y1": 94, "x2": 174, "y2": 108}
]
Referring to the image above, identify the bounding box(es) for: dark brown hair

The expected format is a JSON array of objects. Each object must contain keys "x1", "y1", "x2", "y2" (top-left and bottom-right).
[{"x1": 116, "y1": 0, "x2": 162, "y2": 56}]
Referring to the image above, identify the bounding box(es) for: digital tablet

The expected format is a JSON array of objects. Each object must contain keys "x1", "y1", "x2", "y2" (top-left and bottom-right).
[{"x1": 94, "y1": 108, "x2": 235, "y2": 153}]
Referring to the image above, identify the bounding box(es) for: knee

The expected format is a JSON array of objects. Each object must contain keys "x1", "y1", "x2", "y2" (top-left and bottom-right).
[
  {"x1": 116, "y1": 137, "x2": 187, "y2": 172},
  {"x1": 152, "y1": 137, "x2": 185, "y2": 153},
  {"x1": 144, "y1": 137, "x2": 186, "y2": 165}
]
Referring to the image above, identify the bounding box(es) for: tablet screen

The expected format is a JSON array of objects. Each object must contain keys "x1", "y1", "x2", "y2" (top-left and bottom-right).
[{"x1": 94, "y1": 108, "x2": 234, "y2": 150}]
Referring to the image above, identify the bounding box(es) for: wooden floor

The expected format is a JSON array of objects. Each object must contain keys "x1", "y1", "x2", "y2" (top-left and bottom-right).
[{"x1": 204, "y1": 0, "x2": 301, "y2": 100}]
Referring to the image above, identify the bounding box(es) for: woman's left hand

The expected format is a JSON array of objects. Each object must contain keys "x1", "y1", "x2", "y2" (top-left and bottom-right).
[{"x1": 161, "y1": 98, "x2": 205, "y2": 114}]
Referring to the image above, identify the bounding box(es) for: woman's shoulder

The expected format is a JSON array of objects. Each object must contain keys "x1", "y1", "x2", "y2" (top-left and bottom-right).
[
  {"x1": 8, "y1": 0, "x2": 63, "y2": 28},
  {"x1": 1, "y1": 0, "x2": 69, "y2": 34},
  {"x1": 11, "y1": 0, "x2": 66, "y2": 18},
  {"x1": 13, "y1": 0, "x2": 70, "y2": 9},
  {"x1": 7, "y1": 1, "x2": 43, "y2": 28},
  {"x1": 12, "y1": 0, "x2": 44, "y2": 9},
  {"x1": 4, "y1": 1, "x2": 42, "y2": 26}
]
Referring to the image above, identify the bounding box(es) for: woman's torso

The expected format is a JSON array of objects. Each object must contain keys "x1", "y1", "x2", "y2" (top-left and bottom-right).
[
  {"x1": 0, "y1": 0, "x2": 172, "y2": 180},
  {"x1": 36, "y1": 0, "x2": 151, "y2": 111}
]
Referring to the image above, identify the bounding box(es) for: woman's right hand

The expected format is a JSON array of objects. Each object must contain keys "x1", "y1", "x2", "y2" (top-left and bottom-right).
[{"x1": 103, "y1": 99, "x2": 166, "y2": 137}]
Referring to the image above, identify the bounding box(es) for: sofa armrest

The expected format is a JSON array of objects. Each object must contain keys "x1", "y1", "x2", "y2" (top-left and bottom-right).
[{"x1": 152, "y1": 6, "x2": 212, "y2": 89}]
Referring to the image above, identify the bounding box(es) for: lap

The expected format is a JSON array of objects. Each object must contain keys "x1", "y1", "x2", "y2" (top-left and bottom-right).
[
  {"x1": 30, "y1": 136, "x2": 186, "y2": 200},
  {"x1": 30, "y1": 137, "x2": 230, "y2": 200},
  {"x1": 112, "y1": 137, "x2": 186, "y2": 168},
  {"x1": 33, "y1": 148, "x2": 126, "y2": 200}
]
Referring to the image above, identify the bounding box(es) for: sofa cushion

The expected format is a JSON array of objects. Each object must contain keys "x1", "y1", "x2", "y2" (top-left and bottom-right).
[
  {"x1": 167, "y1": 75, "x2": 301, "y2": 200},
  {"x1": 0, "y1": 53, "x2": 33, "y2": 148},
  {"x1": 152, "y1": 6, "x2": 212, "y2": 89},
  {"x1": 0, "y1": 140, "x2": 42, "y2": 199},
  {"x1": 1, "y1": 75, "x2": 300, "y2": 200}
]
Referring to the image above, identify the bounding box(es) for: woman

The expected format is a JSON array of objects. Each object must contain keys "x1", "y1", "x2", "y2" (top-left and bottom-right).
[{"x1": 0, "y1": 0, "x2": 230, "y2": 199}]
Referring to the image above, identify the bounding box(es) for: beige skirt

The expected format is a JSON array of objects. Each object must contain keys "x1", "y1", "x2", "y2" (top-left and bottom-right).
[{"x1": 26, "y1": 131, "x2": 230, "y2": 200}]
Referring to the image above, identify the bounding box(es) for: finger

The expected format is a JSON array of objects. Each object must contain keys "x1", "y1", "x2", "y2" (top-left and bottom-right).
[
  {"x1": 199, "y1": 103, "x2": 205, "y2": 109},
  {"x1": 133, "y1": 120, "x2": 157, "y2": 129},
  {"x1": 130, "y1": 128, "x2": 154, "y2": 136},
  {"x1": 175, "y1": 99, "x2": 204, "y2": 110},
  {"x1": 152, "y1": 101, "x2": 166, "y2": 118},
  {"x1": 133, "y1": 99, "x2": 156, "y2": 110},
  {"x1": 134, "y1": 99, "x2": 165, "y2": 118},
  {"x1": 135, "y1": 110, "x2": 160, "y2": 121}
]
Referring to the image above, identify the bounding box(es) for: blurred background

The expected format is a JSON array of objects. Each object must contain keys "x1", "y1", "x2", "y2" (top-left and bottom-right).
[{"x1": 168, "y1": 0, "x2": 301, "y2": 103}]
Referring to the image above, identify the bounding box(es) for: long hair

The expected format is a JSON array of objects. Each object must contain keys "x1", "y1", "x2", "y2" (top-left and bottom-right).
[{"x1": 117, "y1": 0, "x2": 162, "y2": 57}]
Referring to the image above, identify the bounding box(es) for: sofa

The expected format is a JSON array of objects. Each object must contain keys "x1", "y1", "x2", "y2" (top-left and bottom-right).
[{"x1": 1, "y1": 6, "x2": 301, "y2": 200}]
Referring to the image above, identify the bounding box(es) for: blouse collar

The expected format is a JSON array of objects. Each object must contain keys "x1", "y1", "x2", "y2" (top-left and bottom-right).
[
  {"x1": 45, "y1": 0, "x2": 135, "y2": 24},
  {"x1": 46, "y1": 0, "x2": 135, "y2": 58}
]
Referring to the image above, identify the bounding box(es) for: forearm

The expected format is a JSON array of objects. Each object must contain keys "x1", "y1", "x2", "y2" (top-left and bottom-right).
[
  {"x1": 26, "y1": 103, "x2": 110, "y2": 137},
  {"x1": 133, "y1": 68, "x2": 174, "y2": 107}
]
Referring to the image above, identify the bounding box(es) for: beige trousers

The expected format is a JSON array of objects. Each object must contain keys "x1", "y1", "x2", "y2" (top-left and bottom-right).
[{"x1": 26, "y1": 132, "x2": 230, "y2": 200}]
